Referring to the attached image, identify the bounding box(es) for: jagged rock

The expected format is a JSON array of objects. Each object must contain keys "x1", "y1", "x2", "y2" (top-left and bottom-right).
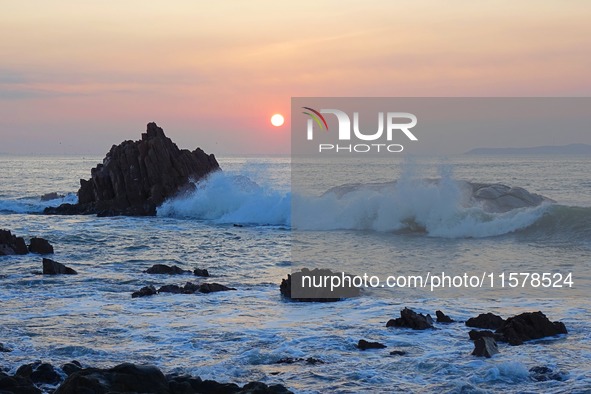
[
  {"x1": 472, "y1": 337, "x2": 499, "y2": 358},
  {"x1": 198, "y1": 283, "x2": 236, "y2": 293},
  {"x1": 61, "y1": 361, "x2": 82, "y2": 376},
  {"x1": 40, "y1": 192, "x2": 64, "y2": 201},
  {"x1": 44, "y1": 122, "x2": 220, "y2": 217},
  {"x1": 193, "y1": 268, "x2": 210, "y2": 277},
  {"x1": 465, "y1": 313, "x2": 504, "y2": 330},
  {"x1": 435, "y1": 310, "x2": 454, "y2": 323},
  {"x1": 145, "y1": 264, "x2": 190, "y2": 275},
  {"x1": 280, "y1": 268, "x2": 361, "y2": 302},
  {"x1": 28, "y1": 237, "x2": 54, "y2": 254},
  {"x1": 42, "y1": 258, "x2": 77, "y2": 275},
  {"x1": 132, "y1": 285, "x2": 157, "y2": 298},
  {"x1": 386, "y1": 307, "x2": 434, "y2": 330},
  {"x1": 357, "y1": 339, "x2": 387, "y2": 350},
  {"x1": 0, "y1": 229, "x2": 28, "y2": 256},
  {"x1": 495, "y1": 311, "x2": 567, "y2": 346},
  {"x1": 0, "y1": 372, "x2": 41, "y2": 394}
]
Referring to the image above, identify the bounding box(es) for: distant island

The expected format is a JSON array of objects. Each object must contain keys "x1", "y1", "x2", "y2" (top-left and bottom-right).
[{"x1": 465, "y1": 143, "x2": 591, "y2": 155}]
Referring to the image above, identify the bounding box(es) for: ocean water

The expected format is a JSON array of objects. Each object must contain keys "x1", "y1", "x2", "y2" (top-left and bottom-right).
[{"x1": 0, "y1": 154, "x2": 590, "y2": 393}]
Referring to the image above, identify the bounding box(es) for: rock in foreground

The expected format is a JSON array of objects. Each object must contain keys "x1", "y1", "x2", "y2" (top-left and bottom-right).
[
  {"x1": 472, "y1": 337, "x2": 499, "y2": 358},
  {"x1": 45, "y1": 122, "x2": 220, "y2": 217}
]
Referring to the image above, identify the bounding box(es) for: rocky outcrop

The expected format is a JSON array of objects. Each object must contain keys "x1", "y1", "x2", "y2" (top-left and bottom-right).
[
  {"x1": 194, "y1": 268, "x2": 210, "y2": 277},
  {"x1": 42, "y1": 258, "x2": 77, "y2": 275},
  {"x1": 357, "y1": 340, "x2": 387, "y2": 350},
  {"x1": 469, "y1": 183, "x2": 550, "y2": 212},
  {"x1": 465, "y1": 313, "x2": 504, "y2": 330},
  {"x1": 471, "y1": 337, "x2": 499, "y2": 358},
  {"x1": 435, "y1": 310, "x2": 454, "y2": 323},
  {"x1": 386, "y1": 308, "x2": 434, "y2": 330},
  {"x1": 145, "y1": 264, "x2": 191, "y2": 275},
  {"x1": 44, "y1": 122, "x2": 220, "y2": 217},
  {"x1": 28, "y1": 237, "x2": 54, "y2": 254},
  {"x1": 0, "y1": 229, "x2": 28, "y2": 255},
  {"x1": 280, "y1": 268, "x2": 361, "y2": 302},
  {"x1": 495, "y1": 311, "x2": 567, "y2": 345},
  {"x1": 132, "y1": 285, "x2": 157, "y2": 298}
]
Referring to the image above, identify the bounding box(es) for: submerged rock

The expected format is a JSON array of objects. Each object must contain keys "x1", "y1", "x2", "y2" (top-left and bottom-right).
[
  {"x1": 42, "y1": 258, "x2": 77, "y2": 275},
  {"x1": 280, "y1": 268, "x2": 361, "y2": 302},
  {"x1": 465, "y1": 313, "x2": 504, "y2": 330},
  {"x1": 145, "y1": 264, "x2": 191, "y2": 275},
  {"x1": 357, "y1": 339, "x2": 387, "y2": 350},
  {"x1": 132, "y1": 285, "x2": 157, "y2": 298},
  {"x1": 193, "y1": 268, "x2": 210, "y2": 277},
  {"x1": 198, "y1": 283, "x2": 236, "y2": 293},
  {"x1": 0, "y1": 229, "x2": 28, "y2": 256},
  {"x1": 44, "y1": 122, "x2": 220, "y2": 217},
  {"x1": 495, "y1": 311, "x2": 567, "y2": 345},
  {"x1": 386, "y1": 307, "x2": 434, "y2": 330},
  {"x1": 529, "y1": 366, "x2": 566, "y2": 382},
  {"x1": 40, "y1": 192, "x2": 64, "y2": 201},
  {"x1": 471, "y1": 337, "x2": 499, "y2": 358},
  {"x1": 28, "y1": 237, "x2": 54, "y2": 254}
]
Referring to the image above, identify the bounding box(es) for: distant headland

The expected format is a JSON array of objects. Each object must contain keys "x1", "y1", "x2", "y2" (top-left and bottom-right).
[{"x1": 465, "y1": 143, "x2": 591, "y2": 155}]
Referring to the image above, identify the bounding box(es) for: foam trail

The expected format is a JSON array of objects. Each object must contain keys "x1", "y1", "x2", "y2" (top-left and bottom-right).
[{"x1": 0, "y1": 193, "x2": 78, "y2": 214}]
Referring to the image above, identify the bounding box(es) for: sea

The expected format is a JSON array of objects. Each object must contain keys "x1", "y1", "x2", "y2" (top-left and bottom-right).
[{"x1": 0, "y1": 154, "x2": 590, "y2": 393}]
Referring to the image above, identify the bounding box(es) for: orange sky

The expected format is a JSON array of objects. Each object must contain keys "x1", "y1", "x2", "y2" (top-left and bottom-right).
[{"x1": 1, "y1": 1, "x2": 590, "y2": 155}]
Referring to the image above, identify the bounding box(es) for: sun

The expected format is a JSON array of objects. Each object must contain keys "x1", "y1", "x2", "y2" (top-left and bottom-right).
[{"x1": 270, "y1": 113, "x2": 284, "y2": 127}]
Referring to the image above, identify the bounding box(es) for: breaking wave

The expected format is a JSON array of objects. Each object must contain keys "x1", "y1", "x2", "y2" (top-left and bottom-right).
[
  {"x1": 0, "y1": 193, "x2": 78, "y2": 214},
  {"x1": 157, "y1": 171, "x2": 591, "y2": 240}
]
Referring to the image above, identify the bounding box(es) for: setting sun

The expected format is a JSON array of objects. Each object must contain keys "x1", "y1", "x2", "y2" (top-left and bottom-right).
[{"x1": 270, "y1": 113, "x2": 285, "y2": 127}]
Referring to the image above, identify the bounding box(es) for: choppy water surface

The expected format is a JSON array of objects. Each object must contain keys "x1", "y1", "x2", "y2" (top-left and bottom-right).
[{"x1": 0, "y1": 154, "x2": 590, "y2": 393}]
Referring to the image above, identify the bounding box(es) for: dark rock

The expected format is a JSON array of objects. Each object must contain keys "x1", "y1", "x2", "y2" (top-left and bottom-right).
[
  {"x1": 183, "y1": 282, "x2": 200, "y2": 293},
  {"x1": 0, "y1": 229, "x2": 29, "y2": 256},
  {"x1": 496, "y1": 311, "x2": 567, "y2": 346},
  {"x1": 193, "y1": 268, "x2": 210, "y2": 277},
  {"x1": 389, "y1": 350, "x2": 407, "y2": 356},
  {"x1": 435, "y1": 310, "x2": 454, "y2": 323},
  {"x1": 280, "y1": 268, "x2": 361, "y2": 302},
  {"x1": 357, "y1": 339, "x2": 387, "y2": 350},
  {"x1": 465, "y1": 313, "x2": 504, "y2": 330},
  {"x1": 61, "y1": 361, "x2": 82, "y2": 376},
  {"x1": 44, "y1": 122, "x2": 220, "y2": 217},
  {"x1": 386, "y1": 307, "x2": 434, "y2": 330},
  {"x1": 468, "y1": 329, "x2": 504, "y2": 342},
  {"x1": 28, "y1": 237, "x2": 54, "y2": 254},
  {"x1": 40, "y1": 192, "x2": 64, "y2": 201},
  {"x1": 55, "y1": 363, "x2": 170, "y2": 394},
  {"x1": 132, "y1": 285, "x2": 157, "y2": 298},
  {"x1": 198, "y1": 283, "x2": 236, "y2": 293},
  {"x1": 472, "y1": 337, "x2": 499, "y2": 358},
  {"x1": 529, "y1": 366, "x2": 566, "y2": 382},
  {"x1": 30, "y1": 363, "x2": 62, "y2": 385},
  {"x1": 42, "y1": 258, "x2": 77, "y2": 275},
  {"x1": 0, "y1": 373, "x2": 41, "y2": 394},
  {"x1": 0, "y1": 342, "x2": 11, "y2": 352},
  {"x1": 158, "y1": 284, "x2": 183, "y2": 294},
  {"x1": 145, "y1": 264, "x2": 191, "y2": 275}
]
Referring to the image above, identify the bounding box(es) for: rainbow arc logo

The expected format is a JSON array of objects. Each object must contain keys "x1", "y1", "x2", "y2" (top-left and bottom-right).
[{"x1": 302, "y1": 107, "x2": 328, "y2": 131}]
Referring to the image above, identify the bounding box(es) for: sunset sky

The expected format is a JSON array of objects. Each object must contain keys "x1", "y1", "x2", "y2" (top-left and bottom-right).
[{"x1": 1, "y1": 1, "x2": 590, "y2": 155}]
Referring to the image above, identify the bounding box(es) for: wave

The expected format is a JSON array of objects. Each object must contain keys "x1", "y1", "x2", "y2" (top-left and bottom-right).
[
  {"x1": 0, "y1": 193, "x2": 78, "y2": 214},
  {"x1": 157, "y1": 171, "x2": 591, "y2": 241}
]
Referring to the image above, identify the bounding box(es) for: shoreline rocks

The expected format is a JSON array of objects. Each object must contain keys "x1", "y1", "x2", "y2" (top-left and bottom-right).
[
  {"x1": 44, "y1": 122, "x2": 220, "y2": 217},
  {"x1": 386, "y1": 308, "x2": 434, "y2": 330},
  {"x1": 42, "y1": 258, "x2": 77, "y2": 275},
  {"x1": 495, "y1": 311, "x2": 567, "y2": 346},
  {"x1": 0, "y1": 361, "x2": 293, "y2": 394},
  {"x1": 0, "y1": 229, "x2": 28, "y2": 256}
]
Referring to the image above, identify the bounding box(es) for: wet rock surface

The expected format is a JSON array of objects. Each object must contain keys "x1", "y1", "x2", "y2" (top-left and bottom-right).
[
  {"x1": 357, "y1": 340, "x2": 387, "y2": 350},
  {"x1": 465, "y1": 313, "x2": 505, "y2": 330},
  {"x1": 0, "y1": 229, "x2": 28, "y2": 256},
  {"x1": 386, "y1": 308, "x2": 434, "y2": 330},
  {"x1": 471, "y1": 337, "x2": 499, "y2": 358},
  {"x1": 42, "y1": 258, "x2": 77, "y2": 275},
  {"x1": 28, "y1": 237, "x2": 54, "y2": 254},
  {"x1": 145, "y1": 264, "x2": 191, "y2": 275}
]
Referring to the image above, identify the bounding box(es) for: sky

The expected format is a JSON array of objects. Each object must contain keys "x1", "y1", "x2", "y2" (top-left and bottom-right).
[{"x1": 1, "y1": 1, "x2": 590, "y2": 155}]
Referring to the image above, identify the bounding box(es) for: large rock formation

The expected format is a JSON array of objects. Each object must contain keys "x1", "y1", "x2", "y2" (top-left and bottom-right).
[{"x1": 45, "y1": 123, "x2": 219, "y2": 216}]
